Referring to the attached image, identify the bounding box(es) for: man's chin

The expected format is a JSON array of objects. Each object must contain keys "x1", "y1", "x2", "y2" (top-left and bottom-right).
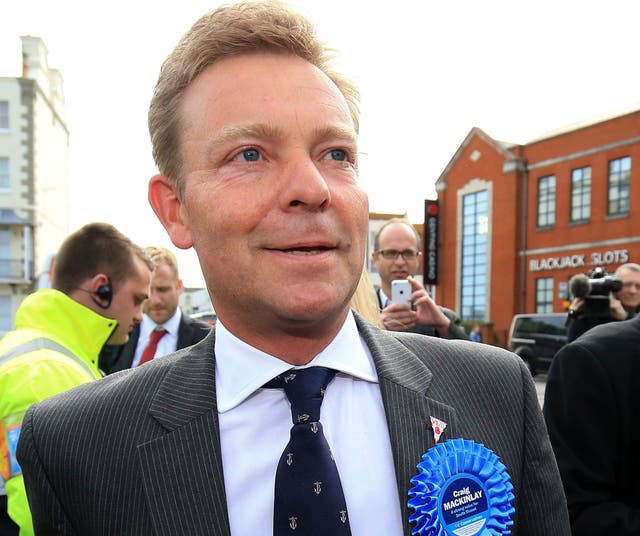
[
  {"x1": 274, "y1": 297, "x2": 351, "y2": 327},
  {"x1": 107, "y1": 333, "x2": 128, "y2": 346},
  {"x1": 148, "y1": 312, "x2": 170, "y2": 325}
]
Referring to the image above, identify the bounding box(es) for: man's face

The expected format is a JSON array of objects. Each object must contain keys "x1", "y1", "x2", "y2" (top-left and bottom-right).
[
  {"x1": 372, "y1": 223, "x2": 421, "y2": 286},
  {"x1": 105, "y1": 258, "x2": 152, "y2": 345},
  {"x1": 615, "y1": 267, "x2": 640, "y2": 311},
  {"x1": 150, "y1": 53, "x2": 368, "y2": 340},
  {"x1": 144, "y1": 263, "x2": 183, "y2": 325}
]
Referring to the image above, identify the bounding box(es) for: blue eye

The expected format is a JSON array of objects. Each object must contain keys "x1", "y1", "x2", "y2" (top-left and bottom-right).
[
  {"x1": 241, "y1": 148, "x2": 260, "y2": 162},
  {"x1": 328, "y1": 149, "x2": 347, "y2": 161}
]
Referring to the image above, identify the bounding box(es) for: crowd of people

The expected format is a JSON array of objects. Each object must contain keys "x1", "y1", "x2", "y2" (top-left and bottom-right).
[{"x1": 0, "y1": 2, "x2": 635, "y2": 535}]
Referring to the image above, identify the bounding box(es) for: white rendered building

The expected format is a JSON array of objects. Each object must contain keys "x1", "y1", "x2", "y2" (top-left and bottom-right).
[{"x1": 0, "y1": 36, "x2": 69, "y2": 333}]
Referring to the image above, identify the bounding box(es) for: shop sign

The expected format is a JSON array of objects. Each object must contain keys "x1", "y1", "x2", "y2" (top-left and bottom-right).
[
  {"x1": 529, "y1": 249, "x2": 629, "y2": 272},
  {"x1": 424, "y1": 200, "x2": 439, "y2": 285}
]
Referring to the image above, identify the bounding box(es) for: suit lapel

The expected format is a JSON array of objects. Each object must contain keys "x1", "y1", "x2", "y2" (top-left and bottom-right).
[
  {"x1": 355, "y1": 315, "x2": 458, "y2": 530},
  {"x1": 138, "y1": 331, "x2": 232, "y2": 536},
  {"x1": 175, "y1": 315, "x2": 190, "y2": 349}
]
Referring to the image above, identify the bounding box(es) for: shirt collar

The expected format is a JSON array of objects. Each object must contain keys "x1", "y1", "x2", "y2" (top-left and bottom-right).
[
  {"x1": 140, "y1": 308, "x2": 182, "y2": 337},
  {"x1": 378, "y1": 288, "x2": 391, "y2": 308},
  {"x1": 215, "y1": 311, "x2": 378, "y2": 413}
]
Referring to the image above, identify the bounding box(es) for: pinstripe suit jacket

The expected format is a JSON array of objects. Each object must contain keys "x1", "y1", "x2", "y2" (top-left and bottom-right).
[{"x1": 17, "y1": 314, "x2": 569, "y2": 535}]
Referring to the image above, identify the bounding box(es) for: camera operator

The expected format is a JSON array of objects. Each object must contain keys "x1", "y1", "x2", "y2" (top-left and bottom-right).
[{"x1": 567, "y1": 262, "x2": 640, "y2": 342}]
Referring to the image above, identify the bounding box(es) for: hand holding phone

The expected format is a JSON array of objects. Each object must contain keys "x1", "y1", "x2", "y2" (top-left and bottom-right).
[{"x1": 391, "y1": 279, "x2": 412, "y2": 308}]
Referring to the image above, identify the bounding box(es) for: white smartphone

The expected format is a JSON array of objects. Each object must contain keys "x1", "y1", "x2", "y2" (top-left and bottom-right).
[{"x1": 391, "y1": 279, "x2": 412, "y2": 308}]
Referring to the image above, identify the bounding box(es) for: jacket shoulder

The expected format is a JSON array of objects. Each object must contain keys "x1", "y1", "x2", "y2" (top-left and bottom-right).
[{"x1": 396, "y1": 330, "x2": 521, "y2": 370}]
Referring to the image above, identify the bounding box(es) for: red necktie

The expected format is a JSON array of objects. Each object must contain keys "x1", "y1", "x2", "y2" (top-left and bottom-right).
[{"x1": 137, "y1": 328, "x2": 167, "y2": 366}]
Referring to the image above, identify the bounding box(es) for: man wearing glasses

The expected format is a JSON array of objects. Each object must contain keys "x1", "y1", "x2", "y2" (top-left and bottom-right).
[
  {"x1": 566, "y1": 262, "x2": 640, "y2": 342},
  {"x1": 372, "y1": 218, "x2": 468, "y2": 340}
]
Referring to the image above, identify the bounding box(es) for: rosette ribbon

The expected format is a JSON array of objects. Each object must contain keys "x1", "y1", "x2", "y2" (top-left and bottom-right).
[{"x1": 408, "y1": 438, "x2": 515, "y2": 535}]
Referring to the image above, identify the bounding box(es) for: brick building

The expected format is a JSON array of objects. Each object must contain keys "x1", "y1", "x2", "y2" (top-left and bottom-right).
[{"x1": 433, "y1": 108, "x2": 639, "y2": 346}]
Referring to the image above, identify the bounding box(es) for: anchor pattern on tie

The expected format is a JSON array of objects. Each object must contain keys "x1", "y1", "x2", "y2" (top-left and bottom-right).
[{"x1": 265, "y1": 367, "x2": 352, "y2": 535}]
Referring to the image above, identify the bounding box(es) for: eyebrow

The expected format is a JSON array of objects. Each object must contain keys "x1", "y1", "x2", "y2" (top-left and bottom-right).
[
  {"x1": 312, "y1": 124, "x2": 358, "y2": 146},
  {"x1": 211, "y1": 123, "x2": 282, "y2": 146},
  {"x1": 210, "y1": 122, "x2": 357, "y2": 147}
]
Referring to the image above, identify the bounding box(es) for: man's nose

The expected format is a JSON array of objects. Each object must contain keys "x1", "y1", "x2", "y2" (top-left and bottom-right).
[
  {"x1": 133, "y1": 306, "x2": 144, "y2": 323},
  {"x1": 280, "y1": 158, "x2": 331, "y2": 211}
]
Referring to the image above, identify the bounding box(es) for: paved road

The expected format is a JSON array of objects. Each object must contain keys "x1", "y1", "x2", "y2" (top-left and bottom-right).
[{"x1": 534, "y1": 374, "x2": 547, "y2": 408}]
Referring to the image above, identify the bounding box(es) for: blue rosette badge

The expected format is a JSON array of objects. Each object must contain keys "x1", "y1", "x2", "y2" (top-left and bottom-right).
[{"x1": 408, "y1": 438, "x2": 515, "y2": 535}]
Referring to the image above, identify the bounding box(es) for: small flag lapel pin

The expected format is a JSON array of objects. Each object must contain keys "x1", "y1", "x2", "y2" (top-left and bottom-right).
[{"x1": 430, "y1": 416, "x2": 447, "y2": 444}]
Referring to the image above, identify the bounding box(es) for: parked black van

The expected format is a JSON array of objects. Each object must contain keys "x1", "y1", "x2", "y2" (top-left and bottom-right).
[{"x1": 507, "y1": 313, "x2": 568, "y2": 376}]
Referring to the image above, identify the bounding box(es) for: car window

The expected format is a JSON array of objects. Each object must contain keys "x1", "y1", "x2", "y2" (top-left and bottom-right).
[{"x1": 515, "y1": 316, "x2": 566, "y2": 336}]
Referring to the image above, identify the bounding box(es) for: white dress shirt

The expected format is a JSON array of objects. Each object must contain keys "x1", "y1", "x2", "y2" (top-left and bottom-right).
[
  {"x1": 378, "y1": 288, "x2": 392, "y2": 309},
  {"x1": 131, "y1": 309, "x2": 182, "y2": 367},
  {"x1": 216, "y1": 312, "x2": 404, "y2": 535}
]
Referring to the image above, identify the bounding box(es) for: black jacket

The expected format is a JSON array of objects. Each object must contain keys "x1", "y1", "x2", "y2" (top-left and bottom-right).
[
  {"x1": 99, "y1": 311, "x2": 211, "y2": 374},
  {"x1": 544, "y1": 315, "x2": 640, "y2": 535}
]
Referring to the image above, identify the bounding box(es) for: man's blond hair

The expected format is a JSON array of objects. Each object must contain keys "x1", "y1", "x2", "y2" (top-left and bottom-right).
[
  {"x1": 145, "y1": 246, "x2": 179, "y2": 281},
  {"x1": 148, "y1": 0, "x2": 360, "y2": 197}
]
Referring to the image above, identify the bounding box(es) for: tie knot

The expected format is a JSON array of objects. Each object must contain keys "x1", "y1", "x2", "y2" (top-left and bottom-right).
[
  {"x1": 269, "y1": 367, "x2": 336, "y2": 424},
  {"x1": 149, "y1": 328, "x2": 167, "y2": 343}
]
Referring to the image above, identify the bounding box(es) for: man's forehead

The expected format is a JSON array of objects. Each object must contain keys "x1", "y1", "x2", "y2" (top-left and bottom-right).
[
  {"x1": 620, "y1": 268, "x2": 640, "y2": 280},
  {"x1": 379, "y1": 223, "x2": 418, "y2": 245},
  {"x1": 152, "y1": 262, "x2": 177, "y2": 277},
  {"x1": 180, "y1": 52, "x2": 355, "y2": 130}
]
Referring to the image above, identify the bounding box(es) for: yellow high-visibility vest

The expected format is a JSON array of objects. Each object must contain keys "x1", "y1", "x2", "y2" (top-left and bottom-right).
[{"x1": 0, "y1": 289, "x2": 115, "y2": 535}]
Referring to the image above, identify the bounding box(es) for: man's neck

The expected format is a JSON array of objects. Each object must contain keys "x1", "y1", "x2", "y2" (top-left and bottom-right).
[
  {"x1": 217, "y1": 309, "x2": 351, "y2": 366},
  {"x1": 380, "y1": 283, "x2": 392, "y2": 302}
]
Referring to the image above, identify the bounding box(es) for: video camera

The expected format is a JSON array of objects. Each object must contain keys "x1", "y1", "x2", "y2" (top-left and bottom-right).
[{"x1": 569, "y1": 267, "x2": 623, "y2": 319}]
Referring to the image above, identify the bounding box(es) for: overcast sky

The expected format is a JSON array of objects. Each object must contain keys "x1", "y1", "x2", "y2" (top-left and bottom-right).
[{"x1": 2, "y1": 0, "x2": 639, "y2": 287}]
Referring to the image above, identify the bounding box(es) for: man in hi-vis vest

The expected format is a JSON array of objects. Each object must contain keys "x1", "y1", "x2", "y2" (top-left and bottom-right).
[{"x1": 0, "y1": 222, "x2": 152, "y2": 535}]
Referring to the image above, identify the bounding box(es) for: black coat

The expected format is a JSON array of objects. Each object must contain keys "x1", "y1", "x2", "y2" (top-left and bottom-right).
[
  {"x1": 567, "y1": 306, "x2": 639, "y2": 342},
  {"x1": 544, "y1": 314, "x2": 640, "y2": 535}
]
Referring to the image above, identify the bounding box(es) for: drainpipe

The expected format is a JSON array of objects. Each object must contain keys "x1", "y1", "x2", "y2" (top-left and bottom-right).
[
  {"x1": 520, "y1": 162, "x2": 529, "y2": 312},
  {"x1": 504, "y1": 156, "x2": 529, "y2": 313}
]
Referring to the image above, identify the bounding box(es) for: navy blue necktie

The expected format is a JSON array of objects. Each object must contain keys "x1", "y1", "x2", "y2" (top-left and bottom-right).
[{"x1": 266, "y1": 367, "x2": 352, "y2": 535}]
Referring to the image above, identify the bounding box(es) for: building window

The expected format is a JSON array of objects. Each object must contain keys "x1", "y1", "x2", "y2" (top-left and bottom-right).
[
  {"x1": 0, "y1": 228, "x2": 9, "y2": 278},
  {"x1": 0, "y1": 158, "x2": 8, "y2": 190},
  {"x1": 608, "y1": 156, "x2": 631, "y2": 216},
  {"x1": 570, "y1": 166, "x2": 591, "y2": 222},
  {"x1": 536, "y1": 278, "x2": 554, "y2": 313},
  {"x1": 0, "y1": 296, "x2": 11, "y2": 333},
  {"x1": 0, "y1": 101, "x2": 8, "y2": 131},
  {"x1": 537, "y1": 175, "x2": 556, "y2": 227},
  {"x1": 460, "y1": 190, "x2": 487, "y2": 321}
]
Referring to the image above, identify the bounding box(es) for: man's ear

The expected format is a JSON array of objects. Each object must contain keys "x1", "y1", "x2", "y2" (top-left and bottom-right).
[
  {"x1": 148, "y1": 174, "x2": 193, "y2": 249},
  {"x1": 90, "y1": 273, "x2": 111, "y2": 292}
]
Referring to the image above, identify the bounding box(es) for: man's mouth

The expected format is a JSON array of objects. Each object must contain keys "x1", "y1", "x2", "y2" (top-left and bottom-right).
[
  {"x1": 279, "y1": 246, "x2": 332, "y2": 256},
  {"x1": 273, "y1": 246, "x2": 336, "y2": 257}
]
